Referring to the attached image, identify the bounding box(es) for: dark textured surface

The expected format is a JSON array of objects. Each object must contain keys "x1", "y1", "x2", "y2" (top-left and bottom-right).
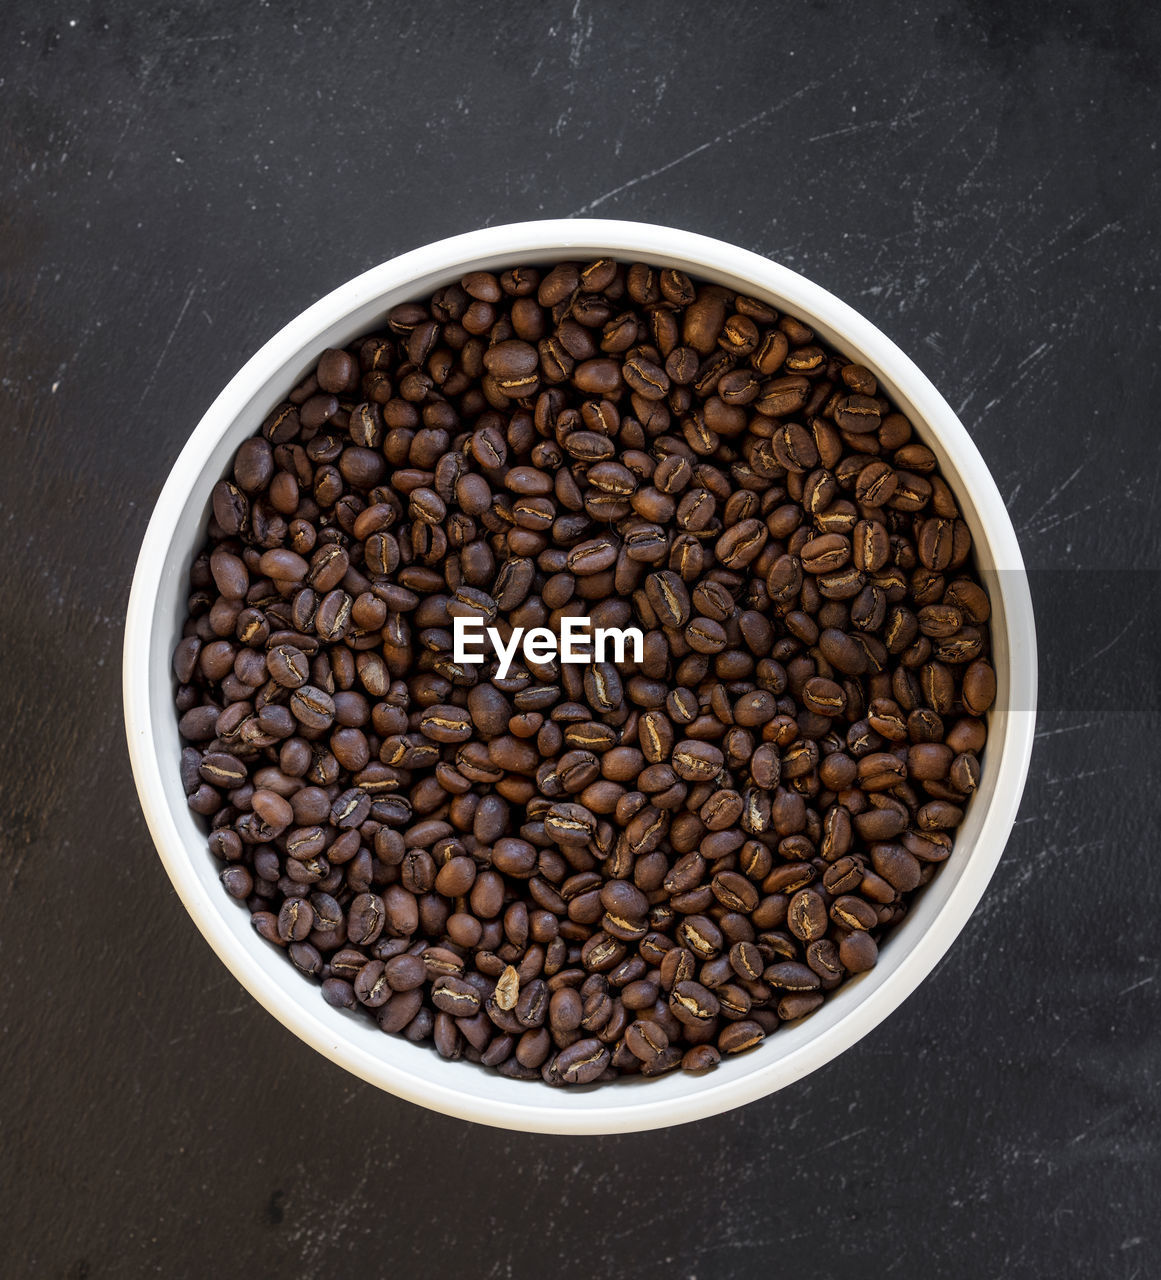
[{"x1": 2, "y1": 2, "x2": 1159, "y2": 1276}]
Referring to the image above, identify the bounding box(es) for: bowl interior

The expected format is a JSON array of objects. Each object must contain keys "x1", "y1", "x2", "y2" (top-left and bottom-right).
[{"x1": 126, "y1": 223, "x2": 1035, "y2": 1133}]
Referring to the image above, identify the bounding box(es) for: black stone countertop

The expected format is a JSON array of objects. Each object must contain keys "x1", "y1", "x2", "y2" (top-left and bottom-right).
[{"x1": 3, "y1": 3, "x2": 1158, "y2": 1276}]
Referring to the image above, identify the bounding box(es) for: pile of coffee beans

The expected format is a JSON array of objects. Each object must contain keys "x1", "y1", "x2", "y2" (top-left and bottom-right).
[{"x1": 174, "y1": 259, "x2": 995, "y2": 1085}]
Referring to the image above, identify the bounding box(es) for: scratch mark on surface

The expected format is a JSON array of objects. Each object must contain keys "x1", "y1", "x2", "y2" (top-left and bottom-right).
[
  {"x1": 1030, "y1": 219, "x2": 1124, "y2": 276},
  {"x1": 804, "y1": 106, "x2": 934, "y2": 146},
  {"x1": 1022, "y1": 462, "x2": 1086, "y2": 524},
  {"x1": 1029, "y1": 495, "x2": 1117, "y2": 537},
  {"x1": 957, "y1": 120, "x2": 1001, "y2": 194},
  {"x1": 1034, "y1": 720, "x2": 1101, "y2": 739},
  {"x1": 1069, "y1": 1109, "x2": 1122, "y2": 1145},
  {"x1": 106, "y1": 53, "x2": 160, "y2": 180},
  {"x1": 956, "y1": 349, "x2": 1007, "y2": 416},
  {"x1": 816, "y1": 1124, "x2": 871, "y2": 1153},
  {"x1": 1051, "y1": 1025, "x2": 1081, "y2": 1059},
  {"x1": 1017, "y1": 341, "x2": 1048, "y2": 367},
  {"x1": 138, "y1": 279, "x2": 199, "y2": 405},
  {"x1": 1042, "y1": 766, "x2": 1114, "y2": 785},
  {"x1": 567, "y1": 0, "x2": 593, "y2": 69},
  {"x1": 1064, "y1": 609, "x2": 1142, "y2": 678},
  {"x1": 569, "y1": 81, "x2": 825, "y2": 215}
]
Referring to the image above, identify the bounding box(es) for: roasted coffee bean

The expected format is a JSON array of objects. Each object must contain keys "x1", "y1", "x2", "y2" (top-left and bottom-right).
[
  {"x1": 548, "y1": 985, "x2": 583, "y2": 1032},
  {"x1": 777, "y1": 991, "x2": 824, "y2": 1021},
  {"x1": 385, "y1": 953, "x2": 426, "y2": 992},
  {"x1": 729, "y1": 941, "x2": 765, "y2": 982},
  {"x1": 659, "y1": 945, "x2": 697, "y2": 990},
  {"x1": 682, "y1": 1044, "x2": 722, "y2": 1072},
  {"x1": 180, "y1": 259, "x2": 991, "y2": 1086},
  {"x1": 670, "y1": 980, "x2": 720, "y2": 1026},
  {"x1": 553, "y1": 1037, "x2": 611, "y2": 1085},
  {"x1": 872, "y1": 842, "x2": 922, "y2": 892},
  {"x1": 950, "y1": 751, "x2": 981, "y2": 793},
  {"x1": 431, "y1": 976, "x2": 482, "y2": 1017},
  {"x1": 718, "y1": 1020, "x2": 766, "y2": 1054},
  {"x1": 420, "y1": 704, "x2": 473, "y2": 744},
  {"x1": 787, "y1": 889, "x2": 828, "y2": 942},
  {"x1": 677, "y1": 915, "x2": 723, "y2": 959},
  {"x1": 672, "y1": 740, "x2": 724, "y2": 782},
  {"x1": 277, "y1": 897, "x2": 314, "y2": 943},
  {"x1": 831, "y1": 894, "x2": 879, "y2": 931},
  {"x1": 764, "y1": 961, "x2": 821, "y2": 993},
  {"x1": 839, "y1": 930, "x2": 879, "y2": 973},
  {"x1": 646, "y1": 571, "x2": 690, "y2": 628},
  {"x1": 625, "y1": 1019, "x2": 669, "y2": 1060},
  {"x1": 346, "y1": 892, "x2": 385, "y2": 945},
  {"x1": 962, "y1": 659, "x2": 997, "y2": 715},
  {"x1": 516, "y1": 978, "x2": 549, "y2": 1028},
  {"x1": 353, "y1": 961, "x2": 392, "y2": 1007},
  {"x1": 289, "y1": 685, "x2": 335, "y2": 730}
]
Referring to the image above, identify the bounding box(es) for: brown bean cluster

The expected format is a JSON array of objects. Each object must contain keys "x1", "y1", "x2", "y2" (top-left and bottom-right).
[{"x1": 174, "y1": 259, "x2": 995, "y2": 1085}]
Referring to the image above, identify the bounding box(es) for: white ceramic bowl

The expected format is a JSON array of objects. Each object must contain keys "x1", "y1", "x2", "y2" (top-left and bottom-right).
[{"x1": 124, "y1": 219, "x2": 1036, "y2": 1134}]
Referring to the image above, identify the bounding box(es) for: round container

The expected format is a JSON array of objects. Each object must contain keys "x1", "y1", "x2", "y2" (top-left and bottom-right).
[{"x1": 124, "y1": 219, "x2": 1036, "y2": 1134}]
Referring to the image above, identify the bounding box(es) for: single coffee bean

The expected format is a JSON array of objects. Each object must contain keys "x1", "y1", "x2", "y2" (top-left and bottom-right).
[
  {"x1": 420, "y1": 705, "x2": 473, "y2": 744},
  {"x1": 831, "y1": 894, "x2": 879, "y2": 931},
  {"x1": 787, "y1": 889, "x2": 828, "y2": 942},
  {"x1": 553, "y1": 1038, "x2": 611, "y2": 1085},
  {"x1": 839, "y1": 930, "x2": 879, "y2": 973},
  {"x1": 776, "y1": 991, "x2": 825, "y2": 1021},
  {"x1": 670, "y1": 980, "x2": 720, "y2": 1026},
  {"x1": 431, "y1": 976, "x2": 482, "y2": 1017},
  {"x1": 384, "y1": 953, "x2": 426, "y2": 992},
  {"x1": 625, "y1": 1019, "x2": 669, "y2": 1060},
  {"x1": 718, "y1": 1020, "x2": 766, "y2": 1054},
  {"x1": 682, "y1": 1044, "x2": 721, "y2": 1072},
  {"x1": 671, "y1": 740, "x2": 723, "y2": 782}
]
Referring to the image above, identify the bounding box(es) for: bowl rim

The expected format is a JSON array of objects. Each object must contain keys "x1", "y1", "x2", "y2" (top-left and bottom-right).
[{"x1": 124, "y1": 218, "x2": 1037, "y2": 1133}]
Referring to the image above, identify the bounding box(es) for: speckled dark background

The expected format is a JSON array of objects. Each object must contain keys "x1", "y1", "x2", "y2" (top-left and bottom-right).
[{"x1": 2, "y1": 2, "x2": 1159, "y2": 1276}]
